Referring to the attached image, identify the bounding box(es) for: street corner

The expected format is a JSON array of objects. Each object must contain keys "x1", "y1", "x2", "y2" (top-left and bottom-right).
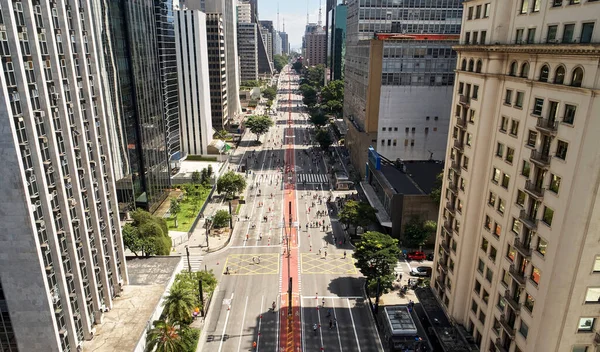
[
  {"x1": 221, "y1": 253, "x2": 280, "y2": 275},
  {"x1": 300, "y1": 252, "x2": 359, "y2": 275}
]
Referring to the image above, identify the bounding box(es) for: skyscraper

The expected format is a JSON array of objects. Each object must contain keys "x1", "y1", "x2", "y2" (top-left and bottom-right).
[
  {"x1": 304, "y1": 24, "x2": 327, "y2": 66},
  {"x1": 205, "y1": 13, "x2": 229, "y2": 130},
  {"x1": 175, "y1": 9, "x2": 214, "y2": 155},
  {"x1": 280, "y1": 30, "x2": 289, "y2": 55},
  {"x1": 0, "y1": 0, "x2": 128, "y2": 350},
  {"x1": 432, "y1": 1, "x2": 600, "y2": 351},
  {"x1": 237, "y1": 4, "x2": 260, "y2": 83},
  {"x1": 343, "y1": 0, "x2": 462, "y2": 175},
  {"x1": 330, "y1": 2, "x2": 347, "y2": 81},
  {"x1": 106, "y1": 0, "x2": 172, "y2": 213}
]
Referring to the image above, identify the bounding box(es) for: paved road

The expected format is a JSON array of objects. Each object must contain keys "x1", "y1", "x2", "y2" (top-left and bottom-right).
[{"x1": 199, "y1": 67, "x2": 383, "y2": 352}]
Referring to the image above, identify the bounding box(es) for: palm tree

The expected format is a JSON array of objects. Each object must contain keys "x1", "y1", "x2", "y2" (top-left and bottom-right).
[
  {"x1": 162, "y1": 281, "x2": 196, "y2": 324},
  {"x1": 145, "y1": 320, "x2": 186, "y2": 352}
]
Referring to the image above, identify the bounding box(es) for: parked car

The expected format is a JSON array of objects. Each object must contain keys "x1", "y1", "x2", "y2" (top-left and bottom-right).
[
  {"x1": 410, "y1": 266, "x2": 432, "y2": 277},
  {"x1": 406, "y1": 251, "x2": 427, "y2": 261}
]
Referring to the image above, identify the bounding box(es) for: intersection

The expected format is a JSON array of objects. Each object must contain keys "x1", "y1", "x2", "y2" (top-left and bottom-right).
[{"x1": 198, "y1": 66, "x2": 383, "y2": 352}]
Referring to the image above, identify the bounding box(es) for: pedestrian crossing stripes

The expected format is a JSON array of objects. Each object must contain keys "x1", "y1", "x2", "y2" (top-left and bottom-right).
[
  {"x1": 186, "y1": 255, "x2": 204, "y2": 272},
  {"x1": 297, "y1": 174, "x2": 328, "y2": 184}
]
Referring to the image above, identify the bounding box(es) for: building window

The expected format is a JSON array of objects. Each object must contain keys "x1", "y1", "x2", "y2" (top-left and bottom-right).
[
  {"x1": 510, "y1": 120, "x2": 519, "y2": 136},
  {"x1": 556, "y1": 140, "x2": 568, "y2": 160},
  {"x1": 527, "y1": 28, "x2": 536, "y2": 43},
  {"x1": 424, "y1": 128, "x2": 429, "y2": 134},
  {"x1": 471, "y1": 299, "x2": 478, "y2": 313},
  {"x1": 475, "y1": 5, "x2": 482, "y2": 18},
  {"x1": 554, "y1": 66, "x2": 566, "y2": 84},
  {"x1": 405, "y1": 127, "x2": 409, "y2": 133},
  {"x1": 382, "y1": 127, "x2": 386, "y2": 131},
  {"x1": 509, "y1": 61, "x2": 518, "y2": 76},
  {"x1": 549, "y1": 174, "x2": 561, "y2": 193},
  {"x1": 520, "y1": 0, "x2": 529, "y2": 13},
  {"x1": 484, "y1": 3, "x2": 491, "y2": 17},
  {"x1": 524, "y1": 293, "x2": 535, "y2": 313},
  {"x1": 515, "y1": 28, "x2": 524, "y2": 43},
  {"x1": 519, "y1": 321, "x2": 529, "y2": 339},
  {"x1": 542, "y1": 206, "x2": 554, "y2": 226},
  {"x1": 578, "y1": 318, "x2": 595, "y2": 332},
  {"x1": 387, "y1": 139, "x2": 391, "y2": 146},
  {"x1": 463, "y1": 156, "x2": 469, "y2": 170},
  {"x1": 472, "y1": 85, "x2": 479, "y2": 99},
  {"x1": 478, "y1": 258, "x2": 485, "y2": 273},
  {"x1": 552, "y1": 0, "x2": 563, "y2": 6},
  {"x1": 539, "y1": 65, "x2": 550, "y2": 82},
  {"x1": 474, "y1": 280, "x2": 481, "y2": 295},
  {"x1": 504, "y1": 89, "x2": 513, "y2": 105},
  {"x1": 394, "y1": 127, "x2": 398, "y2": 131},
  {"x1": 521, "y1": 62, "x2": 530, "y2": 78},
  {"x1": 480, "y1": 31, "x2": 487, "y2": 45},
  {"x1": 501, "y1": 173, "x2": 510, "y2": 189},
  {"x1": 392, "y1": 139, "x2": 397, "y2": 146},
  {"x1": 512, "y1": 218, "x2": 522, "y2": 234},
  {"x1": 527, "y1": 130, "x2": 537, "y2": 147},
  {"x1": 585, "y1": 287, "x2": 600, "y2": 302},
  {"x1": 467, "y1": 6, "x2": 474, "y2": 20},
  {"x1": 500, "y1": 116, "x2": 509, "y2": 132},
  {"x1": 564, "y1": 104, "x2": 576, "y2": 124},
  {"x1": 521, "y1": 160, "x2": 531, "y2": 177},
  {"x1": 381, "y1": 139, "x2": 385, "y2": 146},
  {"x1": 484, "y1": 215, "x2": 492, "y2": 230},
  {"x1": 571, "y1": 67, "x2": 584, "y2": 87},
  {"x1": 515, "y1": 92, "x2": 524, "y2": 108},
  {"x1": 516, "y1": 190, "x2": 526, "y2": 207},
  {"x1": 497, "y1": 199, "x2": 505, "y2": 214},
  {"x1": 496, "y1": 143, "x2": 504, "y2": 157},
  {"x1": 410, "y1": 139, "x2": 415, "y2": 147},
  {"x1": 537, "y1": 237, "x2": 548, "y2": 256},
  {"x1": 404, "y1": 139, "x2": 408, "y2": 146},
  {"x1": 507, "y1": 245, "x2": 516, "y2": 262},
  {"x1": 489, "y1": 247, "x2": 497, "y2": 262},
  {"x1": 492, "y1": 168, "x2": 501, "y2": 183},
  {"x1": 581, "y1": 23, "x2": 594, "y2": 44},
  {"x1": 493, "y1": 223, "x2": 502, "y2": 237},
  {"x1": 547, "y1": 25, "x2": 558, "y2": 42},
  {"x1": 485, "y1": 268, "x2": 494, "y2": 282},
  {"x1": 488, "y1": 192, "x2": 496, "y2": 207},
  {"x1": 481, "y1": 237, "x2": 489, "y2": 252},
  {"x1": 563, "y1": 24, "x2": 575, "y2": 43},
  {"x1": 502, "y1": 270, "x2": 511, "y2": 287},
  {"x1": 466, "y1": 133, "x2": 473, "y2": 146},
  {"x1": 411, "y1": 127, "x2": 416, "y2": 133},
  {"x1": 533, "y1": 98, "x2": 544, "y2": 116}
]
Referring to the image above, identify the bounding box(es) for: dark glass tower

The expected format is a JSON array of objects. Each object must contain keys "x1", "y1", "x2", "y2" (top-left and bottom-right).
[{"x1": 107, "y1": 0, "x2": 171, "y2": 213}]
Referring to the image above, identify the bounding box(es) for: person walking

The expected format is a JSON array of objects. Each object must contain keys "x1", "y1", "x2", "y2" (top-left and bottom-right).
[
  {"x1": 313, "y1": 323, "x2": 318, "y2": 335},
  {"x1": 322, "y1": 298, "x2": 325, "y2": 307},
  {"x1": 329, "y1": 319, "x2": 333, "y2": 329}
]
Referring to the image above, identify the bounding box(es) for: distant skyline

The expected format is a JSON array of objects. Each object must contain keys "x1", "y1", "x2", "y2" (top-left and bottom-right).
[{"x1": 258, "y1": 0, "x2": 323, "y2": 50}]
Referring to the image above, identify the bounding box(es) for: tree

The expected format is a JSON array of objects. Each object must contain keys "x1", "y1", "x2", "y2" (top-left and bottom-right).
[
  {"x1": 212, "y1": 209, "x2": 231, "y2": 228},
  {"x1": 163, "y1": 281, "x2": 196, "y2": 324},
  {"x1": 301, "y1": 86, "x2": 318, "y2": 107},
  {"x1": 303, "y1": 64, "x2": 325, "y2": 88},
  {"x1": 338, "y1": 200, "x2": 378, "y2": 236},
  {"x1": 174, "y1": 270, "x2": 218, "y2": 310},
  {"x1": 199, "y1": 165, "x2": 213, "y2": 186},
  {"x1": 245, "y1": 115, "x2": 274, "y2": 141},
  {"x1": 429, "y1": 172, "x2": 443, "y2": 205},
  {"x1": 309, "y1": 111, "x2": 328, "y2": 127},
  {"x1": 353, "y1": 231, "x2": 401, "y2": 297},
  {"x1": 191, "y1": 170, "x2": 201, "y2": 184},
  {"x1": 320, "y1": 80, "x2": 344, "y2": 116},
  {"x1": 123, "y1": 209, "x2": 171, "y2": 257},
  {"x1": 215, "y1": 129, "x2": 228, "y2": 140},
  {"x1": 145, "y1": 320, "x2": 186, "y2": 352},
  {"x1": 315, "y1": 129, "x2": 333, "y2": 150},
  {"x1": 292, "y1": 61, "x2": 302, "y2": 72},
  {"x1": 273, "y1": 54, "x2": 288, "y2": 72},
  {"x1": 170, "y1": 199, "x2": 181, "y2": 228},
  {"x1": 402, "y1": 218, "x2": 437, "y2": 248},
  {"x1": 216, "y1": 171, "x2": 246, "y2": 199},
  {"x1": 262, "y1": 85, "x2": 277, "y2": 100}
]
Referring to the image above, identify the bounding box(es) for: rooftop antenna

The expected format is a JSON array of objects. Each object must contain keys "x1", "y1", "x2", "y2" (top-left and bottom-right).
[
  {"x1": 306, "y1": 0, "x2": 309, "y2": 25},
  {"x1": 277, "y1": 3, "x2": 280, "y2": 32},
  {"x1": 283, "y1": 18, "x2": 285, "y2": 33},
  {"x1": 318, "y1": 0, "x2": 322, "y2": 27}
]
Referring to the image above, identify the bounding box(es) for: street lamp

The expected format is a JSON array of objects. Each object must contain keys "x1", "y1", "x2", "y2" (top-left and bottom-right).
[{"x1": 205, "y1": 217, "x2": 212, "y2": 249}]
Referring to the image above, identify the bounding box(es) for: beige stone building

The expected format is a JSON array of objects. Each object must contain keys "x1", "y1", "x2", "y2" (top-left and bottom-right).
[{"x1": 432, "y1": 1, "x2": 600, "y2": 352}]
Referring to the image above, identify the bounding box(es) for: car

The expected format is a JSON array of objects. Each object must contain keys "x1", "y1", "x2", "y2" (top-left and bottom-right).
[
  {"x1": 410, "y1": 266, "x2": 432, "y2": 277},
  {"x1": 406, "y1": 251, "x2": 427, "y2": 261}
]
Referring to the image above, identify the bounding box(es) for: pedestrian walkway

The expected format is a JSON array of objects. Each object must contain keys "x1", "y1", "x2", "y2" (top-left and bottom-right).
[
  {"x1": 297, "y1": 173, "x2": 329, "y2": 184},
  {"x1": 186, "y1": 254, "x2": 204, "y2": 272}
]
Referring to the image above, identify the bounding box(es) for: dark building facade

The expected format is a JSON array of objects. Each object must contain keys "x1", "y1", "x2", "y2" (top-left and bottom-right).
[
  {"x1": 206, "y1": 13, "x2": 229, "y2": 130},
  {"x1": 107, "y1": 0, "x2": 171, "y2": 213},
  {"x1": 331, "y1": 3, "x2": 347, "y2": 81}
]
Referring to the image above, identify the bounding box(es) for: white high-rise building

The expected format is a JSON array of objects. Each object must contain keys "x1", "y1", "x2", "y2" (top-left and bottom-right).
[
  {"x1": 237, "y1": 0, "x2": 259, "y2": 82},
  {"x1": 175, "y1": 9, "x2": 213, "y2": 155},
  {"x1": 237, "y1": 0, "x2": 252, "y2": 23},
  {"x1": 0, "y1": 0, "x2": 128, "y2": 350},
  {"x1": 273, "y1": 30, "x2": 283, "y2": 56},
  {"x1": 433, "y1": 1, "x2": 600, "y2": 352}
]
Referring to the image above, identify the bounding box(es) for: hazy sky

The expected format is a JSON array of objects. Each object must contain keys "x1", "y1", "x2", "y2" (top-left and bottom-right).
[{"x1": 257, "y1": 0, "x2": 323, "y2": 50}]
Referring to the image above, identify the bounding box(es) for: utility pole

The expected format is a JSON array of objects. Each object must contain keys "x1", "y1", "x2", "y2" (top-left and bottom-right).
[{"x1": 185, "y1": 245, "x2": 192, "y2": 274}]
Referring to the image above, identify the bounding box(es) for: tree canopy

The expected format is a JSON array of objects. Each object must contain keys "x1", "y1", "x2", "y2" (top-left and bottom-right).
[
  {"x1": 320, "y1": 80, "x2": 344, "y2": 116},
  {"x1": 301, "y1": 85, "x2": 318, "y2": 107},
  {"x1": 273, "y1": 54, "x2": 288, "y2": 72},
  {"x1": 338, "y1": 200, "x2": 378, "y2": 236},
  {"x1": 315, "y1": 129, "x2": 333, "y2": 150},
  {"x1": 169, "y1": 199, "x2": 181, "y2": 228},
  {"x1": 245, "y1": 115, "x2": 274, "y2": 141},
  {"x1": 123, "y1": 209, "x2": 171, "y2": 256},
  {"x1": 429, "y1": 172, "x2": 443, "y2": 205},
  {"x1": 402, "y1": 217, "x2": 437, "y2": 248},
  {"x1": 309, "y1": 111, "x2": 328, "y2": 127},
  {"x1": 292, "y1": 61, "x2": 302, "y2": 73},
  {"x1": 163, "y1": 281, "x2": 196, "y2": 324},
  {"x1": 301, "y1": 64, "x2": 325, "y2": 88},
  {"x1": 353, "y1": 231, "x2": 401, "y2": 296},
  {"x1": 212, "y1": 209, "x2": 231, "y2": 228},
  {"x1": 262, "y1": 85, "x2": 277, "y2": 101},
  {"x1": 216, "y1": 171, "x2": 246, "y2": 199}
]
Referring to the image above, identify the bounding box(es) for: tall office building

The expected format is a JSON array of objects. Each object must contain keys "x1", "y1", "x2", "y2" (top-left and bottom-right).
[
  {"x1": 343, "y1": 0, "x2": 462, "y2": 176},
  {"x1": 432, "y1": 1, "x2": 600, "y2": 352},
  {"x1": 280, "y1": 30, "x2": 289, "y2": 55},
  {"x1": 304, "y1": 24, "x2": 327, "y2": 66},
  {"x1": 0, "y1": 0, "x2": 128, "y2": 350},
  {"x1": 106, "y1": 0, "x2": 172, "y2": 213},
  {"x1": 237, "y1": 0, "x2": 259, "y2": 82},
  {"x1": 175, "y1": 9, "x2": 213, "y2": 155},
  {"x1": 204, "y1": 0, "x2": 242, "y2": 120},
  {"x1": 260, "y1": 20, "x2": 275, "y2": 62},
  {"x1": 330, "y1": 2, "x2": 347, "y2": 81},
  {"x1": 156, "y1": 0, "x2": 182, "y2": 165},
  {"x1": 205, "y1": 13, "x2": 229, "y2": 130},
  {"x1": 273, "y1": 30, "x2": 282, "y2": 56}
]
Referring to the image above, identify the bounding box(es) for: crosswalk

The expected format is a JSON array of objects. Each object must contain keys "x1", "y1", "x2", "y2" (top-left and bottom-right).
[
  {"x1": 297, "y1": 173, "x2": 329, "y2": 184},
  {"x1": 185, "y1": 255, "x2": 204, "y2": 272}
]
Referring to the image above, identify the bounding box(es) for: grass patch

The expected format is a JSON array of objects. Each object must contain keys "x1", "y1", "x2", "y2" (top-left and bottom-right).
[
  {"x1": 186, "y1": 155, "x2": 218, "y2": 162},
  {"x1": 166, "y1": 185, "x2": 210, "y2": 232}
]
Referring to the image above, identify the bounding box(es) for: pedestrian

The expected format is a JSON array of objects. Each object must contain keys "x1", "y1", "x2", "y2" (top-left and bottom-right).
[
  {"x1": 318, "y1": 249, "x2": 322, "y2": 256},
  {"x1": 343, "y1": 251, "x2": 347, "y2": 259},
  {"x1": 399, "y1": 273, "x2": 403, "y2": 281},
  {"x1": 333, "y1": 318, "x2": 337, "y2": 328},
  {"x1": 329, "y1": 319, "x2": 333, "y2": 329},
  {"x1": 322, "y1": 298, "x2": 325, "y2": 307},
  {"x1": 313, "y1": 323, "x2": 318, "y2": 335}
]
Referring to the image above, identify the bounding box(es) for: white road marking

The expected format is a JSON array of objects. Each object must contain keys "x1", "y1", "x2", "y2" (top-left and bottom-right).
[
  {"x1": 347, "y1": 298, "x2": 362, "y2": 352},
  {"x1": 217, "y1": 292, "x2": 234, "y2": 352},
  {"x1": 301, "y1": 295, "x2": 363, "y2": 300},
  {"x1": 332, "y1": 298, "x2": 343, "y2": 352},
  {"x1": 236, "y1": 296, "x2": 249, "y2": 352}
]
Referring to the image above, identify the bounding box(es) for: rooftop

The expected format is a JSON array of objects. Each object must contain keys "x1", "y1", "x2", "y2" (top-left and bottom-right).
[
  {"x1": 82, "y1": 256, "x2": 182, "y2": 352},
  {"x1": 384, "y1": 306, "x2": 418, "y2": 336},
  {"x1": 379, "y1": 160, "x2": 443, "y2": 195}
]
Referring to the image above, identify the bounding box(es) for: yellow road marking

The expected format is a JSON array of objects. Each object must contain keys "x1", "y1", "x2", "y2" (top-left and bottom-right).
[
  {"x1": 300, "y1": 253, "x2": 359, "y2": 274},
  {"x1": 222, "y1": 253, "x2": 280, "y2": 275}
]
